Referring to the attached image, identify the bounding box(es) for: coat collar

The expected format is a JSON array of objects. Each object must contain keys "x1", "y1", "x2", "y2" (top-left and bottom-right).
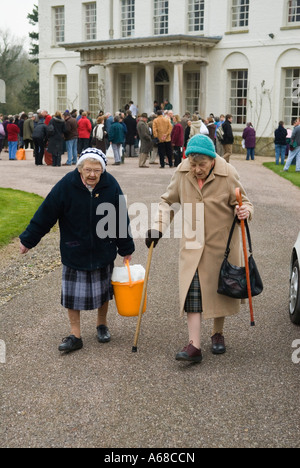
[{"x1": 179, "y1": 155, "x2": 229, "y2": 194}]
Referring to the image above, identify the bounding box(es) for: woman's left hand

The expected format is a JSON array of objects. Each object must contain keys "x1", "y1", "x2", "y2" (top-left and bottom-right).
[
  {"x1": 235, "y1": 204, "x2": 250, "y2": 221},
  {"x1": 123, "y1": 255, "x2": 132, "y2": 264}
]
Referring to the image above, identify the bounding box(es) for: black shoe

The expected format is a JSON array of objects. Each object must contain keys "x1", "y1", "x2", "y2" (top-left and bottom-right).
[
  {"x1": 211, "y1": 333, "x2": 226, "y2": 355},
  {"x1": 59, "y1": 335, "x2": 83, "y2": 353},
  {"x1": 97, "y1": 325, "x2": 111, "y2": 343}
]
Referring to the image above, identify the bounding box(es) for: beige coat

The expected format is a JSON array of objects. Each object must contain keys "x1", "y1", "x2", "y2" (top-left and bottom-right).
[
  {"x1": 153, "y1": 115, "x2": 173, "y2": 143},
  {"x1": 152, "y1": 156, "x2": 254, "y2": 319}
]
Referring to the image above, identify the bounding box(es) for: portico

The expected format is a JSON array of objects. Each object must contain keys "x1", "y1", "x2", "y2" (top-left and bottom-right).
[{"x1": 63, "y1": 35, "x2": 221, "y2": 116}]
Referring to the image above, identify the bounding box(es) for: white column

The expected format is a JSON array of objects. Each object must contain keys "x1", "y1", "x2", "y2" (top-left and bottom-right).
[
  {"x1": 0, "y1": 79, "x2": 6, "y2": 103},
  {"x1": 199, "y1": 63, "x2": 208, "y2": 118},
  {"x1": 173, "y1": 62, "x2": 184, "y2": 116},
  {"x1": 105, "y1": 64, "x2": 115, "y2": 114},
  {"x1": 79, "y1": 65, "x2": 90, "y2": 110},
  {"x1": 144, "y1": 62, "x2": 155, "y2": 115}
]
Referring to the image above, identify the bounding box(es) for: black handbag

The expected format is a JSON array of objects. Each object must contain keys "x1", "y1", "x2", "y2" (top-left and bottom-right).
[{"x1": 217, "y1": 217, "x2": 263, "y2": 299}]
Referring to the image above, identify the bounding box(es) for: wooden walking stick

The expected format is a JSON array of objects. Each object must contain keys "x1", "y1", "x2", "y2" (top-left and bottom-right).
[
  {"x1": 132, "y1": 242, "x2": 155, "y2": 352},
  {"x1": 235, "y1": 188, "x2": 255, "y2": 327}
]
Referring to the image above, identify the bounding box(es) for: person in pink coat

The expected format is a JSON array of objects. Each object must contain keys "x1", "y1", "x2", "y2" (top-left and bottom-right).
[
  {"x1": 77, "y1": 112, "x2": 92, "y2": 154},
  {"x1": 242, "y1": 123, "x2": 256, "y2": 161}
]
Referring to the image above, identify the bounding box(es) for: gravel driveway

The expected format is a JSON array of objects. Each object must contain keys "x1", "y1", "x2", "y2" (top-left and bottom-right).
[{"x1": 0, "y1": 153, "x2": 299, "y2": 448}]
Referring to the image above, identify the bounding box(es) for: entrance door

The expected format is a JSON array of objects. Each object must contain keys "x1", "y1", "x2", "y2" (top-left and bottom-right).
[{"x1": 155, "y1": 69, "x2": 170, "y2": 108}]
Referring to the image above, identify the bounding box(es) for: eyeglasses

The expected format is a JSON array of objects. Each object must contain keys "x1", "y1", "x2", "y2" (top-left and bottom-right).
[{"x1": 82, "y1": 168, "x2": 102, "y2": 175}]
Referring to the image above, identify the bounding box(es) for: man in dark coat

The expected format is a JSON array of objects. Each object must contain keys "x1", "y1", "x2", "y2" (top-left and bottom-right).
[
  {"x1": 274, "y1": 121, "x2": 288, "y2": 165},
  {"x1": 221, "y1": 114, "x2": 234, "y2": 163},
  {"x1": 32, "y1": 114, "x2": 48, "y2": 165},
  {"x1": 124, "y1": 110, "x2": 137, "y2": 157},
  {"x1": 47, "y1": 112, "x2": 67, "y2": 167}
]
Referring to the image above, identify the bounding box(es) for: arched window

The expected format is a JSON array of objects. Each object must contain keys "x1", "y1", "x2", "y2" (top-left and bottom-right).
[{"x1": 155, "y1": 69, "x2": 169, "y2": 84}]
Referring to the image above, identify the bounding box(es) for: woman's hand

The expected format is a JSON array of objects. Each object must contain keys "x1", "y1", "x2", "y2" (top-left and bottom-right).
[
  {"x1": 235, "y1": 204, "x2": 250, "y2": 221},
  {"x1": 19, "y1": 242, "x2": 29, "y2": 255}
]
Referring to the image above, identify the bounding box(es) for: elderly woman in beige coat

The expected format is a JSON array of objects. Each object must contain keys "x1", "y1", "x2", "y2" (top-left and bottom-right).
[{"x1": 146, "y1": 134, "x2": 253, "y2": 363}]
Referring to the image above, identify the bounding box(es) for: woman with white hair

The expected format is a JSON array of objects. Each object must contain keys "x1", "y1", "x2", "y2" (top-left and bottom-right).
[{"x1": 19, "y1": 148, "x2": 135, "y2": 353}]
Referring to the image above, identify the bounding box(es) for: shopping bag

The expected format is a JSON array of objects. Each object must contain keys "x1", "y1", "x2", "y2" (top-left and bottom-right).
[
  {"x1": 16, "y1": 149, "x2": 26, "y2": 160},
  {"x1": 106, "y1": 144, "x2": 114, "y2": 159}
]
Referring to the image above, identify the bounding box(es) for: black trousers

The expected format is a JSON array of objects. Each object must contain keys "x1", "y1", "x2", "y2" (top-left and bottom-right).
[
  {"x1": 173, "y1": 146, "x2": 182, "y2": 167},
  {"x1": 33, "y1": 138, "x2": 45, "y2": 165},
  {"x1": 158, "y1": 141, "x2": 173, "y2": 168},
  {"x1": 52, "y1": 153, "x2": 62, "y2": 166}
]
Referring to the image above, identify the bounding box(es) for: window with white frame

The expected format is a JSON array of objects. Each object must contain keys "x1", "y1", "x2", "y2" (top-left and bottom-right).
[
  {"x1": 186, "y1": 73, "x2": 200, "y2": 114},
  {"x1": 53, "y1": 6, "x2": 65, "y2": 44},
  {"x1": 85, "y1": 2, "x2": 97, "y2": 40},
  {"x1": 89, "y1": 75, "x2": 99, "y2": 118},
  {"x1": 120, "y1": 74, "x2": 132, "y2": 110},
  {"x1": 154, "y1": 0, "x2": 169, "y2": 35},
  {"x1": 230, "y1": 70, "x2": 248, "y2": 125},
  {"x1": 188, "y1": 0, "x2": 205, "y2": 33},
  {"x1": 288, "y1": 0, "x2": 300, "y2": 23},
  {"x1": 56, "y1": 75, "x2": 67, "y2": 111},
  {"x1": 231, "y1": 0, "x2": 249, "y2": 29},
  {"x1": 121, "y1": 0, "x2": 135, "y2": 37},
  {"x1": 284, "y1": 69, "x2": 300, "y2": 125}
]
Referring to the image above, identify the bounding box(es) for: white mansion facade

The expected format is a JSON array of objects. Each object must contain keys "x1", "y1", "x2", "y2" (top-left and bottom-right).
[{"x1": 39, "y1": 0, "x2": 300, "y2": 151}]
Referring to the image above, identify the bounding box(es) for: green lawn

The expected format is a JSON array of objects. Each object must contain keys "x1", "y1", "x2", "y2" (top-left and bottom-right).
[
  {"x1": 0, "y1": 188, "x2": 44, "y2": 247},
  {"x1": 263, "y1": 162, "x2": 300, "y2": 188}
]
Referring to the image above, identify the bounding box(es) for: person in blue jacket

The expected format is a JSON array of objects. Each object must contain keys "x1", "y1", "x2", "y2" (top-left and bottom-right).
[
  {"x1": 108, "y1": 115, "x2": 125, "y2": 166},
  {"x1": 19, "y1": 148, "x2": 135, "y2": 353}
]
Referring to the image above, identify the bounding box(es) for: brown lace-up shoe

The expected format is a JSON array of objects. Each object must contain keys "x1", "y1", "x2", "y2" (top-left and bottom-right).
[
  {"x1": 175, "y1": 341, "x2": 203, "y2": 363},
  {"x1": 211, "y1": 333, "x2": 226, "y2": 355}
]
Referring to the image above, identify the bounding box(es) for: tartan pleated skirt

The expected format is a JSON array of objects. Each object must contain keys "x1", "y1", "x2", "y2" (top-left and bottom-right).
[
  {"x1": 61, "y1": 264, "x2": 114, "y2": 311},
  {"x1": 184, "y1": 270, "x2": 203, "y2": 314}
]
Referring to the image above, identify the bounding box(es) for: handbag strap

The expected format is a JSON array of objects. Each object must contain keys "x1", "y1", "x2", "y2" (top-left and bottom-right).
[{"x1": 225, "y1": 216, "x2": 252, "y2": 258}]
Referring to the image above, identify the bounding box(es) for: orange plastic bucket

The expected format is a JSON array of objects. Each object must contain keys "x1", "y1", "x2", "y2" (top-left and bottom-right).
[{"x1": 112, "y1": 261, "x2": 147, "y2": 317}]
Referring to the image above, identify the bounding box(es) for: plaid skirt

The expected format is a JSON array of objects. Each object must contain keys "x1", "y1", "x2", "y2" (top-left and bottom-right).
[
  {"x1": 184, "y1": 270, "x2": 203, "y2": 314},
  {"x1": 61, "y1": 264, "x2": 114, "y2": 311}
]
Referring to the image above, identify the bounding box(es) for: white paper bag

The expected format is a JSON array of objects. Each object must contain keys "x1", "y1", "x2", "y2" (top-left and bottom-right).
[{"x1": 112, "y1": 264, "x2": 146, "y2": 283}]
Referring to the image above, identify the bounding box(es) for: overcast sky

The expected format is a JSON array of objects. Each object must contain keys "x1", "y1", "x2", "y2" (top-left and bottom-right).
[{"x1": 0, "y1": 0, "x2": 37, "y2": 51}]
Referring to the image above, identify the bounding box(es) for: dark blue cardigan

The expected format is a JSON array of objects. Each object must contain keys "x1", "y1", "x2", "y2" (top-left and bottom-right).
[{"x1": 20, "y1": 169, "x2": 135, "y2": 271}]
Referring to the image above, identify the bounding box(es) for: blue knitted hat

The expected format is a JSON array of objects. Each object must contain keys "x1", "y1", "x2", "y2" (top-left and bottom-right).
[{"x1": 185, "y1": 134, "x2": 216, "y2": 159}]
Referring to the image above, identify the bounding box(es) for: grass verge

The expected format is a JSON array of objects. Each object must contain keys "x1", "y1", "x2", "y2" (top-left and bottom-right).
[
  {"x1": 0, "y1": 188, "x2": 44, "y2": 247},
  {"x1": 263, "y1": 162, "x2": 300, "y2": 188}
]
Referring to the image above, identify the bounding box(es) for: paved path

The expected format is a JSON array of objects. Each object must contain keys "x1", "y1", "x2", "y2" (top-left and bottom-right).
[{"x1": 0, "y1": 152, "x2": 300, "y2": 448}]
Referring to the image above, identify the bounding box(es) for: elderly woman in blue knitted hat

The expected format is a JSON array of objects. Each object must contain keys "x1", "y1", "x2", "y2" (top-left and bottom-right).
[
  {"x1": 146, "y1": 135, "x2": 253, "y2": 363},
  {"x1": 20, "y1": 148, "x2": 135, "y2": 353}
]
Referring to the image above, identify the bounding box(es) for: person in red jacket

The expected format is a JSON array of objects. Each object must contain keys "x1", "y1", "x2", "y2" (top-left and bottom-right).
[
  {"x1": 7, "y1": 117, "x2": 20, "y2": 160},
  {"x1": 171, "y1": 115, "x2": 184, "y2": 167},
  {"x1": 77, "y1": 112, "x2": 92, "y2": 155}
]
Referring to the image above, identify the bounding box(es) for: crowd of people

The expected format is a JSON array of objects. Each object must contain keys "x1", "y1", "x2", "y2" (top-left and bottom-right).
[{"x1": 0, "y1": 103, "x2": 299, "y2": 171}]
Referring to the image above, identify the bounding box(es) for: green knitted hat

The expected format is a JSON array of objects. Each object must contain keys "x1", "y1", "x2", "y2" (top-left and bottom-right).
[{"x1": 185, "y1": 134, "x2": 216, "y2": 159}]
